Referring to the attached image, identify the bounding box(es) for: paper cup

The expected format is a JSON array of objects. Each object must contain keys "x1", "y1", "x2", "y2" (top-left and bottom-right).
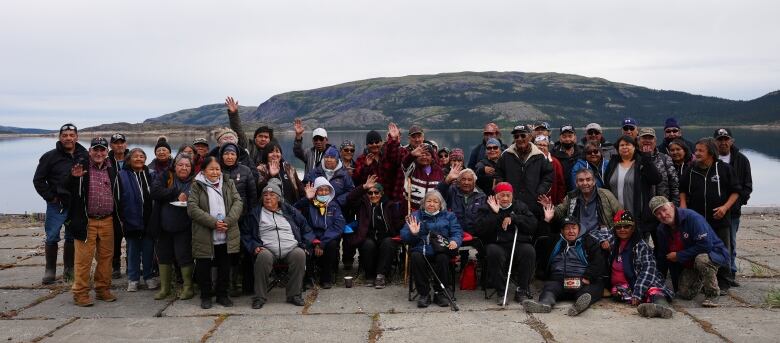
[{"x1": 344, "y1": 276, "x2": 354, "y2": 288}]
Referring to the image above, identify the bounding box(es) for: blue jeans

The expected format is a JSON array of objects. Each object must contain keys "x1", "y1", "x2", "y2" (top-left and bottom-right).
[
  {"x1": 730, "y1": 215, "x2": 740, "y2": 273},
  {"x1": 126, "y1": 236, "x2": 155, "y2": 282},
  {"x1": 45, "y1": 202, "x2": 72, "y2": 245}
]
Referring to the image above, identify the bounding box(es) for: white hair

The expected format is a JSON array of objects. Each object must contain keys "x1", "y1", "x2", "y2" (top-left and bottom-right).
[
  {"x1": 422, "y1": 190, "x2": 447, "y2": 211},
  {"x1": 458, "y1": 168, "x2": 477, "y2": 181}
]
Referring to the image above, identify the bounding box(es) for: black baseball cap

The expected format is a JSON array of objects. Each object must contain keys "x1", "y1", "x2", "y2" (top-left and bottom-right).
[
  {"x1": 713, "y1": 128, "x2": 732, "y2": 139},
  {"x1": 90, "y1": 137, "x2": 108, "y2": 149},
  {"x1": 110, "y1": 133, "x2": 126, "y2": 143},
  {"x1": 560, "y1": 125, "x2": 575, "y2": 134},
  {"x1": 511, "y1": 125, "x2": 531, "y2": 134}
]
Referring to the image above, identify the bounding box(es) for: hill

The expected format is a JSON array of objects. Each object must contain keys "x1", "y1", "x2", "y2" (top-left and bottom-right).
[{"x1": 0, "y1": 126, "x2": 56, "y2": 134}]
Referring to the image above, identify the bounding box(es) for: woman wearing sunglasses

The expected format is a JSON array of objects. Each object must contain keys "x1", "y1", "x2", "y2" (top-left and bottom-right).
[
  {"x1": 475, "y1": 138, "x2": 503, "y2": 196},
  {"x1": 569, "y1": 141, "x2": 610, "y2": 191}
]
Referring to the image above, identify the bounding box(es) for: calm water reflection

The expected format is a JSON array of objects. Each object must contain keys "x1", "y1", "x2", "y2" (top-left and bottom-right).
[{"x1": 4, "y1": 127, "x2": 778, "y2": 213}]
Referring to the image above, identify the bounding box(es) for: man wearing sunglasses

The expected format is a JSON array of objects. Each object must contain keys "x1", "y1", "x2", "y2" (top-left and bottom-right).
[
  {"x1": 552, "y1": 124, "x2": 582, "y2": 191},
  {"x1": 621, "y1": 118, "x2": 639, "y2": 140},
  {"x1": 33, "y1": 123, "x2": 89, "y2": 285},
  {"x1": 293, "y1": 118, "x2": 333, "y2": 176},
  {"x1": 657, "y1": 117, "x2": 695, "y2": 155},
  {"x1": 467, "y1": 122, "x2": 506, "y2": 170},
  {"x1": 582, "y1": 123, "x2": 616, "y2": 157},
  {"x1": 495, "y1": 125, "x2": 553, "y2": 217}
]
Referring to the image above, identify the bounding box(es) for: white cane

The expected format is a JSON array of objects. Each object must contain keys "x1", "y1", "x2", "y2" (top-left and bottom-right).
[{"x1": 502, "y1": 226, "x2": 519, "y2": 307}]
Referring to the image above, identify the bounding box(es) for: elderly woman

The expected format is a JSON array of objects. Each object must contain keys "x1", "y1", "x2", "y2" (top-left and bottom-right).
[
  {"x1": 401, "y1": 190, "x2": 463, "y2": 308},
  {"x1": 475, "y1": 138, "x2": 503, "y2": 196},
  {"x1": 607, "y1": 210, "x2": 674, "y2": 318},
  {"x1": 188, "y1": 156, "x2": 243, "y2": 309},
  {"x1": 148, "y1": 136, "x2": 172, "y2": 179},
  {"x1": 603, "y1": 135, "x2": 661, "y2": 236},
  {"x1": 476, "y1": 182, "x2": 537, "y2": 303},
  {"x1": 241, "y1": 179, "x2": 313, "y2": 309},
  {"x1": 345, "y1": 175, "x2": 406, "y2": 288},
  {"x1": 118, "y1": 148, "x2": 157, "y2": 292},
  {"x1": 256, "y1": 141, "x2": 305, "y2": 205},
  {"x1": 339, "y1": 140, "x2": 356, "y2": 177},
  {"x1": 570, "y1": 141, "x2": 610, "y2": 191},
  {"x1": 150, "y1": 153, "x2": 196, "y2": 301},
  {"x1": 295, "y1": 177, "x2": 346, "y2": 289},
  {"x1": 306, "y1": 146, "x2": 355, "y2": 211},
  {"x1": 400, "y1": 142, "x2": 445, "y2": 211},
  {"x1": 535, "y1": 135, "x2": 566, "y2": 205}
]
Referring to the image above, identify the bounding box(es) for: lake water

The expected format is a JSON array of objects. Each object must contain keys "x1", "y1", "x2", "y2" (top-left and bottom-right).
[{"x1": 3, "y1": 128, "x2": 778, "y2": 213}]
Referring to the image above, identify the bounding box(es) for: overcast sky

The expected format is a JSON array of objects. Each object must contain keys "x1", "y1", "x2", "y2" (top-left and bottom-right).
[{"x1": 1, "y1": 0, "x2": 778, "y2": 129}]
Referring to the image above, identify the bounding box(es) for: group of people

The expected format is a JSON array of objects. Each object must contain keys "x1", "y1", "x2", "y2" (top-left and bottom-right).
[{"x1": 32, "y1": 97, "x2": 752, "y2": 317}]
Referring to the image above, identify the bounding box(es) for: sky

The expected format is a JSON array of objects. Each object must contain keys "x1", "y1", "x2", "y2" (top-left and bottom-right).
[{"x1": 1, "y1": 0, "x2": 778, "y2": 129}]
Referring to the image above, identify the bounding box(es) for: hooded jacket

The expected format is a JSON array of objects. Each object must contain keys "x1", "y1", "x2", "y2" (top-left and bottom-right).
[
  {"x1": 118, "y1": 165, "x2": 152, "y2": 238},
  {"x1": 437, "y1": 182, "x2": 487, "y2": 234},
  {"x1": 680, "y1": 160, "x2": 741, "y2": 230},
  {"x1": 65, "y1": 160, "x2": 122, "y2": 242},
  {"x1": 603, "y1": 153, "x2": 662, "y2": 233},
  {"x1": 401, "y1": 210, "x2": 463, "y2": 256},
  {"x1": 33, "y1": 141, "x2": 89, "y2": 204},
  {"x1": 475, "y1": 199, "x2": 537, "y2": 244},
  {"x1": 219, "y1": 144, "x2": 258, "y2": 216},
  {"x1": 495, "y1": 142, "x2": 554, "y2": 216},
  {"x1": 570, "y1": 158, "x2": 609, "y2": 191},
  {"x1": 307, "y1": 159, "x2": 355, "y2": 210},
  {"x1": 188, "y1": 173, "x2": 243, "y2": 258},
  {"x1": 294, "y1": 177, "x2": 345, "y2": 247},
  {"x1": 344, "y1": 186, "x2": 407, "y2": 248},
  {"x1": 240, "y1": 202, "x2": 315, "y2": 255},
  {"x1": 655, "y1": 207, "x2": 730, "y2": 278}
]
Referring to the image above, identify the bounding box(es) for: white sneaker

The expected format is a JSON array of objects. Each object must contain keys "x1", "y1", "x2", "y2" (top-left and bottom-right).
[
  {"x1": 127, "y1": 281, "x2": 139, "y2": 292},
  {"x1": 144, "y1": 278, "x2": 160, "y2": 290}
]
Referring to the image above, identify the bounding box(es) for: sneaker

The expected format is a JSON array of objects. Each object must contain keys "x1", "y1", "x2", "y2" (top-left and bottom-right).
[
  {"x1": 144, "y1": 278, "x2": 160, "y2": 290},
  {"x1": 252, "y1": 298, "x2": 265, "y2": 309},
  {"x1": 216, "y1": 296, "x2": 234, "y2": 307},
  {"x1": 201, "y1": 298, "x2": 213, "y2": 309},
  {"x1": 127, "y1": 281, "x2": 139, "y2": 292},
  {"x1": 514, "y1": 288, "x2": 531, "y2": 303},
  {"x1": 287, "y1": 295, "x2": 305, "y2": 306},
  {"x1": 701, "y1": 296, "x2": 720, "y2": 308},
  {"x1": 522, "y1": 299, "x2": 551, "y2": 313},
  {"x1": 434, "y1": 292, "x2": 449, "y2": 307},
  {"x1": 417, "y1": 294, "x2": 431, "y2": 308},
  {"x1": 374, "y1": 275, "x2": 386, "y2": 289},
  {"x1": 568, "y1": 293, "x2": 591, "y2": 316}
]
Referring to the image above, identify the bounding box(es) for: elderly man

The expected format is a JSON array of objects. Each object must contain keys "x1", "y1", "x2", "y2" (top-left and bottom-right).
[
  {"x1": 33, "y1": 123, "x2": 89, "y2": 284},
  {"x1": 582, "y1": 123, "x2": 616, "y2": 157},
  {"x1": 66, "y1": 137, "x2": 122, "y2": 306},
  {"x1": 241, "y1": 179, "x2": 314, "y2": 309},
  {"x1": 657, "y1": 118, "x2": 695, "y2": 154},
  {"x1": 523, "y1": 216, "x2": 606, "y2": 316},
  {"x1": 468, "y1": 122, "x2": 506, "y2": 169},
  {"x1": 225, "y1": 96, "x2": 275, "y2": 166},
  {"x1": 293, "y1": 118, "x2": 333, "y2": 176},
  {"x1": 650, "y1": 196, "x2": 729, "y2": 307},
  {"x1": 713, "y1": 128, "x2": 752, "y2": 286},
  {"x1": 439, "y1": 167, "x2": 486, "y2": 234},
  {"x1": 551, "y1": 124, "x2": 582, "y2": 191},
  {"x1": 621, "y1": 117, "x2": 639, "y2": 140},
  {"x1": 496, "y1": 125, "x2": 553, "y2": 217},
  {"x1": 108, "y1": 132, "x2": 129, "y2": 279},
  {"x1": 638, "y1": 128, "x2": 679, "y2": 206},
  {"x1": 399, "y1": 142, "x2": 445, "y2": 211}
]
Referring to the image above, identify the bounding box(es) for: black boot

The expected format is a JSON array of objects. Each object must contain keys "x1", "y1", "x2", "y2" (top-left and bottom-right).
[
  {"x1": 42, "y1": 244, "x2": 58, "y2": 285},
  {"x1": 522, "y1": 291, "x2": 555, "y2": 313},
  {"x1": 638, "y1": 296, "x2": 674, "y2": 319},
  {"x1": 63, "y1": 241, "x2": 74, "y2": 283}
]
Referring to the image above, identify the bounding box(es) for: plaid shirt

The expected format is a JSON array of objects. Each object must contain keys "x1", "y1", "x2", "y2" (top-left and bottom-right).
[
  {"x1": 608, "y1": 233, "x2": 674, "y2": 300},
  {"x1": 87, "y1": 161, "x2": 114, "y2": 216},
  {"x1": 354, "y1": 135, "x2": 402, "y2": 201}
]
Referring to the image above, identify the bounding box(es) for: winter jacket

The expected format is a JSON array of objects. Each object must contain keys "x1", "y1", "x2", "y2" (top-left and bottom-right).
[
  {"x1": 149, "y1": 170, "x2": 194, "y2": 236},
  {"x1": 240, "y1": 202, "x2": 315, "y2": 255},
  {"x1": 551, "y1": 142, "x2": 583, "y2": 191},
  {"x1": 475, "y1": 157, "x2": 500, "y2": 195},
  {"x1": 256, "y1": 160, "x2": 304, "y2": 205},
  {"x1": 546, "y1": 154, "x2": 567, "y2": 205},
  {"x1": 294, "y1": 177, "x2": 345, "y2": 247},
  {"x1": 344, "y1": 186, "x2": 407, "y2": 249},
  {"x1": 65, "y1": 161, "x2": 122, "y2": 242},
  {"x1": 570, "y1": 159, "x2": 609, "y2": 191},
  {"x1": 496, "y1": 143, "x2": 553, "y2": 216},
  {"x1": 108, "y1": 149, "x2": 129, "y2": 172},
  {"x1": 293, "y1": 138, "x2": 333, "y2": 176},
  {"x1": 548, "y1": 233, "x2": 605, "y2": 283},
  {"x1": 655, "y1": 208, "x2": 730, "y2": 278},
  {"x1": 147, "y1": 158, "x2": 171, "y2": 180},
  {"x1": 475, "y1": 200, "x2": 537, "y2": 245},
  {"x1": 188, "y1": 174, "x2": 243, "y2": 258},
  {"x1": 33, "y1": 141, "x2": 89, "y2": 204},
  {"x1": 649, "y1": 149, "x2": 680, "y2": 206},
  {"x1": 401, "y1": 210, "x2": 463, "y2": 256},
  {"x1": 209, "y1": 145, "x2": 253, "y2": 170},
  {"x1": 353, "y1": 135, "x2": 402, "y2": 199},
  {"x1": 219, "y1": 145, "x2": 258, "y2": 216},
  {"x1": 306, "y1": 162, "x2": 355, "y2": 210},
  {"x1": 603, "y1": 153, "x2": 662, "y2": 233},
  {"x1": 118, "y1": 166, "x2": 152, "y2": 238},
  {"x1": 680, "y1": 161, "x2": 741, "y2": 230},
  {"x1": 553, "y1": 188, "x2": 622, "y2": 239},
  {"x1": 608, "y1": 235, "x2": 674, "y2": 301},
  {"x1": 437, "y1": 182, "x2": 486, "y2": 234},
  {"x1": 227, "y1": 109, "x2": 273, "y2": 166},
  {"x1": 723, "y1": 146, "x2": 753, "y2": 217},
  {"x1": 399, "y1": 154, "x2": 445, "y2": 211},
  {"x1": 467, "y1": 139, "x2": 508, "y2": 170}
]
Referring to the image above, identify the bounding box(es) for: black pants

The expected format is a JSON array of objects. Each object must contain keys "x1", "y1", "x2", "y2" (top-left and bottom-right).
[
  {"x1": 313, "y1": 240, "x2": 340, "y2": 283},
  {"x1": 410, "y1": 251, "x2": 451, "y2": 296},
  {"x1": 342, "y1": 241, "x2": 357, "y2": 267},
  {"x1": 486, "y1": 242, "x2": 535, "y2": 292},
  {"x1": 157, "y1": 230, "x2": 193, "y2": 266},
  {"x1": 195, "y1": 244, "x2": 232, "y2": 299},
  {"x1": 359, "y1": 237, "x2": 400, "y2": 280},
  {"x1": 540, "y1": 279, "x2": 603, "y2": 305},
  {"x1": 113, "y1": 223, "x2": 124, "y2": 271}
]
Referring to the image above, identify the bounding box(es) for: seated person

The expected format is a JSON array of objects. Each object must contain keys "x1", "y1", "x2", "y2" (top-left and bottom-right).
[
  {"x1": 305, "y1": 146, "x2": 355, "y2": 211},
  {"x1": 345, "y1": 175, "x2": 406, "y2": 288},
  {"x1": 650, "y1": 196, "x2": 730, "y2": 308},
  {"x1": 607, "y1": 210, "x2": 674, "y2": 318},
  {"x1": 241, "y1": 179, "x2": 313, "y2": 309},
  {"x1": 523, "y1": 215, "x2": 606, "y2": 316},
  {"x1": 401, "y1": 190, "x2": 463, "y2": 308},
  {"x1": 475, "y1": 182, "x2": 537, "y2": 304},
  {"x1": 438, "y1": 166, "x2": 487, "y2": 266},
  {"x1": 295, "y1": 177, "x2": 345, "y2": 289}
]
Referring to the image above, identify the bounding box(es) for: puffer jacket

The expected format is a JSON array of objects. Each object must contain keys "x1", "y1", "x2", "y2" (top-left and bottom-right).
[
  {"x1": 33, "y1": 141, "x2": 89, "y2": 204},
  {"x1": 294, "y1": 177, "x2": 345, "y2": 247},
  {"x1": 188, "y1": 173, "x2": 243, "y2": 258},
  {"x1": 548, "y1": 233, "x2": 605, "y2": 282},
  {"x1": 496, "y1": 143, "x2": 553, "y2": 216},
  {"x1": 219, "y1": 145, "x2": 258, "y2": 215},
  {"x1": 401, "y1": 210, "x2": 463, "y2": 256},
  {"x1": 475, "y1": 199, "x2": 537, "y2": 244},
  {"x1": 437, "y1": 182, "x2": 486, "y2": 234}
]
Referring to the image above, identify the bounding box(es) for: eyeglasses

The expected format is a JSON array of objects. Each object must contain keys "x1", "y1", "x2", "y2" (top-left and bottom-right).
[
  {"x1": 60, "y1": 124, "x2": 77, "y2": 132},
  {"x1": 439, "y1": 154, "x2": 449, "y2": 159},
  {"x1": 367, "y1": 191, "x2": 381, "y2": 195},
  {"x1": 586, "y1": 150, "x2": 600, "y2": 155},
  {"x1": 513, "y1": 133, "x2": 528, "y2": 139},
  {"x1": 486, "y1": 146, "x2": 500, "y2": 151},
  {"x1": 622, "y1": 126, "x2": 636, "y2": 131},
  {"x1": 313, "y1": 137, "x2": 326, "y2": 142},
  {"x1": 615, "y1": 225, "x2": 633, "y2": 231},
  {"x1": 341, "y1": 148, "x2": 355, "y2": 153},
  {"x1": 586, "y1": 130, "x2": 601, "y2": 136},
  {"x1": 664, "y1": 129, "x2": 680, "y2": 134}
]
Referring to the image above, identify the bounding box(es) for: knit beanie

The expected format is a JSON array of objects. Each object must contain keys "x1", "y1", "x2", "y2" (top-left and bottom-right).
[
  {"x1": 450, "y1": 148, "x2": 465, "y2": 161},
  {"x1": 324, "y1": 146, "x2": 339, "y2": 159},
  {"x1": 664, "y1": 118, "x2": 680, "y2": 129},
  {"x1": 262, "y1": 178, "x2": 284, "y2": 201},
  {"x1": 155, "y1": 136, "x2": 171, "y2": 153},
  {"x1": 494, "y1": 182, "x2": 513, "y2": 194},
  {"x1": 613, "y1": 209, "x2": 635, "y2": 226}
]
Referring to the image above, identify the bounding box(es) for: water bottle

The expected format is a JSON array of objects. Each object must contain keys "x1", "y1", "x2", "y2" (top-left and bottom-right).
[{"x1": 215, "y1": 213, "x2": 226, "y2": 242}]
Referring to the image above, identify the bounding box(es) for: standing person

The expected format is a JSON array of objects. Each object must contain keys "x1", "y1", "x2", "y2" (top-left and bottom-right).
[
  {"x1": 551, "y1": 124, "x2": 582, "y2": 191},
  {"x1": 33, "y1": 123, "x2": 88, "y2": 284},
  {"x1": 475, "y1": 138, "x2": 503, "y2": 196},
  {"x1": 256, "y1": 142, "x2": 305, "y2": 205},
  {"x1": 209, "y1": 127, "x2": 252, "y2": 168},
  {"x1": 713, "y1": 128, "x2": 752, "y2": 285},
  {"x1": 345, "y1": 175, "x2": 406, "y2": 288},
  {"x1": 109, "y1": 133, "x2": 129, "y2": 279},
  {"x1": 468, "y1": 122, "x2": 506, "y2": 170},
  {"x1": 679, "y1": 138, "x2": 741, "y2": 292},
  {"x1": 401, "y1": 190, "x2": 463, "y2": 308},
  {"x1": 438, "y1": 167, "x2": 486, "y2": 235},
  {"x1": 293, "y1": 118, "x2": 332, "y2": 176},
  {"x1": 495, "y1": 124, "x2": 553, "y2": 217},
  {"x1": 219, "y1": 142, "x2": 258, "y2": 297},
  {"x1": 638, "y1": 128, "x2": 680, "y2": 206},
  {"x1": 148, "y1": 136, "x2": 172, "y2": 180},
  {"x1": 533, "y1": 122, "x2": 551, "y2": 138},
  {"x1": 339, "y1": 140, "x2": 357, "y2": 178},
  {"x1": 399, "y1": 142, "x2": 445, "y2": 211},
  {"x1": 621, "y1": 118, "x2": 639, "y2": 140},
  {"x1": 66, "y1": 137, "x2": 121, "y2": 306},
  {"x1": 353, "y1": 124, "x2": 403, "y2": 197},
  {"x1": 570, "y1": 142, "x2": 609, "y2": 190},
  {"x1": 306, "y1": 146, "x2": 355, "y2": 209},
  {"x1": 658, "y1": 118, "x2": 695, "y2": 154},
  {"x1": 150, "y1": 154, "x2": 196, "y2": 302},
  {"x1": 295, "y1": 177, "x2": 345, "y2": 289},
  {"x1": 192, "y1": 138, "x2": 209, "y2": 173},
  {"x1": 241, "y1": 179, "x2": 313, "y2": 309},
  {"x1": 118, "y1": 148, "x2": 158, "y2": 292},
  {"x1": 225, "y1": 96, "x2": 275, "y2": 166},
  {"x1": 188, "y1": 156, "x2": 244, "y2": 309},
  {"x1": 667, "y1": 139, "x2": 693, "y2": 177},
  {"x1": 476, "y1": 183, "x2": 537, "y2": 303},
  {"x1": 582, "y1": 123, "x2": 616, "y2": 157},
  {"x1": 437, "y1": 148, "x2": 451, "y2": 171},
  {"x1": 535, "y1": 135, "x2": 566, "y2": 205},
  {"x1": 603, "y1": 135, "x2": 662, "y2": 239},
  {"x1": 651, "y1": 196, "x2": 729, "y2": 307}
]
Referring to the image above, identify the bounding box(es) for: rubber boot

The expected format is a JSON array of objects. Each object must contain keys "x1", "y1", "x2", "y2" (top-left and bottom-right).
[
  {"x1": 42, "y1": 244, "x2": 58, "y2": 285},
  {"x1": 638, "y1": 296, "x2": 674, "y2": 319},
  {"x1": 179, "y1": 265, "x2": 195, "y2": 300},
  {"x1": 154, "y1": 264, "x2": 172, "y2": 300},
  {"x1": 63, "y1": 241, "x2": 74, "y2": 283}
]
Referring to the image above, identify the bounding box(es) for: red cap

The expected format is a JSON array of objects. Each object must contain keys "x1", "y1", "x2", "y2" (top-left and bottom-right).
[{"x1": 493, "y1": 182, "x2": 513, "y2": 194}]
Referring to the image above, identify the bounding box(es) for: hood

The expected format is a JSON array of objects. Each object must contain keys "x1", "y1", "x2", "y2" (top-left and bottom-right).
[
  {"x1": 505, "y1": 141, "x2": 544, "y2": 162},
  {"x1": 194, "y1": 171, "x2": 224, "y2": 188},
  {"x1": 312, "y1": 176, "x2": 335, "y2": 203},
  {"x1": 320, "y1": 158, "x2": 343, "y2": 173}
]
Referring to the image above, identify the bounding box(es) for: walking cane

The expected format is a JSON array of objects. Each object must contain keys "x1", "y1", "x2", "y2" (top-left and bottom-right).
[
  {"x1": 422, "y1": 252, "x2": 460, "y2": 311},
  {"x1": 502, "y1": 224, "x2": 519, "y2": 307},
  {"x1": 404, "y1": 175, "x2": 412, "y2": 285}
]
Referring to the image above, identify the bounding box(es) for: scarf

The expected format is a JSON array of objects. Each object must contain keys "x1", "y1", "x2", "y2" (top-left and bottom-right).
[
  {"x1": 323, "y1": 159, "x2": 343, "y2": 181},
  {"x1": 313, "y1": 198, "x2": 328, "y2": 215},
  {"x1": 196, "y1": 173, "x2": 227, "y2": 244}
]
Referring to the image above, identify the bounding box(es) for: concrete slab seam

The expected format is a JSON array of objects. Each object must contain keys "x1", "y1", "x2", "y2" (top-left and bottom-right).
[
  {"x1": 29, "y1": 316, "x2": 78, "y2": 343},
  {"x1": 523, "y1": 313, "x2": 557, "y2": 343},
  {"x1": 200, "y1": 314, "x2": 228, "y2": 343},
  {"x1": 672, "y1": 304, "x2": 732, "y2": 343},
  {"x1": 368, "y1": 313, "x2": 383, "y2": 343}
]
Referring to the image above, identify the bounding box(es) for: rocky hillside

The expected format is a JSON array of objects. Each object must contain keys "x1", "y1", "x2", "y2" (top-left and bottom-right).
[{"x1": 144, "y1": 72, "x2": 780, "y2": 129}]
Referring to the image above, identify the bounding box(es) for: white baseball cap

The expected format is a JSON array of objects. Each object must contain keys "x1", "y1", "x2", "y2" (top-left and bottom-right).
[{"x1": 312, "y1": 128, "x2": 328, "y2": 138}]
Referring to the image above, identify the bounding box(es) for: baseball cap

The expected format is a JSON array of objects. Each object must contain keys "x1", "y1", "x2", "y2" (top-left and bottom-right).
[
  {"x1": 560, "y1": 125, "x2": 575, "y2": 134},
  {"x1": 312, "y1": 128, "x2": 328, "y2": 138},
  {"x1": 622, "y1": 117, "x2": 638, "y2": 128},
  {"x1": 511, "y1": 125, "x2": 531, "y2": 134},
  {"x1": 585, "y1": 123, "x2": 602, "y2": 132},
  {"x1": 110, "y1": 133, "x2": 126, "y2": 143},
  {"x1": 562, "y1": 216, "x2": 579, "y2": 226},
  {"x1": 90, "y1": 137, "x2": 108, "y2": 149},
  {"x1": 638, "y1": 128, "x2": 656, "y2": 138},
  {"x1": 408, "y1": 125, "x2": 424, "y2": 136},
  {"x1": 649, "y1": 196, "x2": 672, "y2": 214},
  {"x1": 534, "y1": 122, "x2": 550, "y2": 131},
  {"x1": 713, "y1": 128, "x2": 732, "y2": 139}
]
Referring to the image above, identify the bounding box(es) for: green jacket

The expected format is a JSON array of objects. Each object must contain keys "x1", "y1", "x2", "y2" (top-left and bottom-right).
[
  {"x1": 187, "y1": 174, "x2": 243, "y2": 259},
  {"x1": 554, "y1": 187, "x2": 622, "y2": 231}
]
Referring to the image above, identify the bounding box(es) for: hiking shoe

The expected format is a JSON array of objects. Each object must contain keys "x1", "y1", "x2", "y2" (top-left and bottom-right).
[
  {"x1": 96, "y1": 291, "x2": 117, "y2": 302},
  {"x1": 252, "y1": 298, "x2": 265, "y2": 309},
  {"x1": 374, "y1": 275, "x2": 386, "y2": 289},
  {"x1": 216, "y1": 296, "x2": 233, "y2": 307},
  {"x1": 568, "y1": 293, "x2": 591, "y2": 316},
  {"x1": 287, "y1": 295, "x2": 305, "y2": 306},
  {"x1": 515, "y1": 288, "x2": 531, "y2": 303},
  {"x1": 112, "y1": 269, "x2": 122, "y2": 279},
  {"x1": 201, "y1": 298, "x2": 213, "y2": 309},
  {"x1": 522, "y1": 300, "x2": 551, "y2": 313},
  {"x1": 74, "y1": 295, "x2": 94, "y2": 307},
  {"x1": 701, "y1": 296, "x2": 720, "y2": 308},
  {"x1": 144, "y1": 278, "x2": 160, "y2": 290},
  {"x1": 127, "y1": 281, "x2": 139, "y2": 292},
  {"x1": 417, "y1": 294, "x2": 431, "y2": 308},
  {"x1": 434, "y1": 292, "x2": 449, "y2": 307}
]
